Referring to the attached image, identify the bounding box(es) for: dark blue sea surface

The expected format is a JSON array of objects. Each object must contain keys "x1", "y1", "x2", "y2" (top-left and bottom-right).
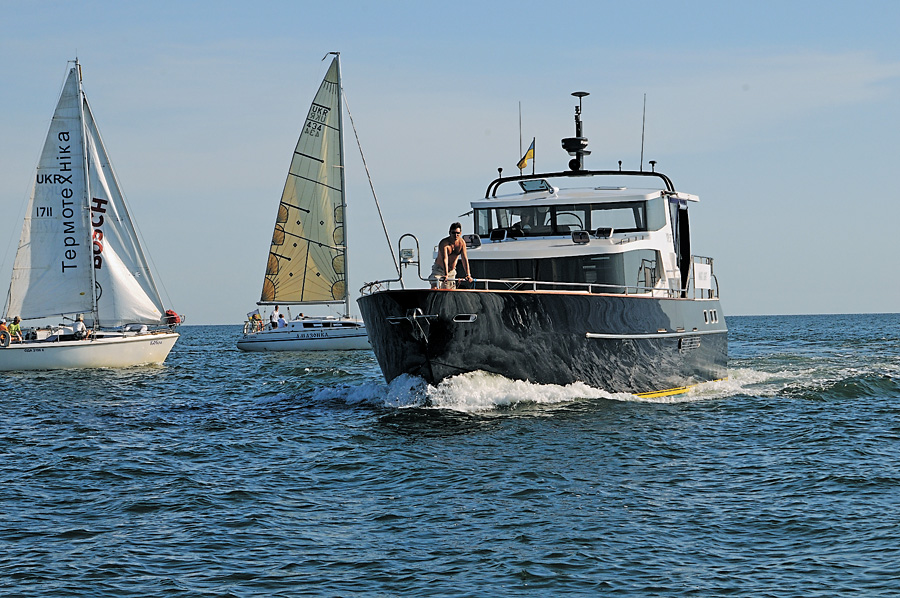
[{"x1": 2, "y1": 314, "x2": 899, "y2": 596}]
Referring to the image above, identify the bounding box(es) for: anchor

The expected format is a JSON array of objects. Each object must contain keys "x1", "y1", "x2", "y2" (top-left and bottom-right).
[{"x1": 387, "y1": 308, "x2": 437, "y2": 344}]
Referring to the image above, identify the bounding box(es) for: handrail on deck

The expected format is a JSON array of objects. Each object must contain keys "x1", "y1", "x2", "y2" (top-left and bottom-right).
[
  {"x1": 485, "y1": 169, "x2": 676, "y2": 197},
  {"x1": 360, "y1": 229, "x2": 719, "y2": 301},
  {"x1": 361, "y1": 259, "x2": 719, "y2": 301}
]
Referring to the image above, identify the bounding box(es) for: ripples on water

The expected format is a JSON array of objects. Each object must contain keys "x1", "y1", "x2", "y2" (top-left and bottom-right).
[{"x1": 2, "y1": 314, "x2": 899, "y2": 596}]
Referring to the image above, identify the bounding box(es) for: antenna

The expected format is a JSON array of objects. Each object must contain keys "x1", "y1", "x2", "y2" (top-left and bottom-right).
[
  {"x1": 561, "y1": 91, "x2": 591, "y2": 172},
  {"x1": 640, "y1": 93, "x2": 646, "y2": 172},
  {"x1": 518, "y1": 101, "x2": 522, "y2": 163}
]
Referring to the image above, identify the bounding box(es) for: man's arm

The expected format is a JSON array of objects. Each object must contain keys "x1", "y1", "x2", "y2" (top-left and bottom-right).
[
  {"x1": 441, "y1": 241, "x2": 451, "y2": 274},
  {"x1": 459, "y1": 244, "x2": 471, "y2": 279}
]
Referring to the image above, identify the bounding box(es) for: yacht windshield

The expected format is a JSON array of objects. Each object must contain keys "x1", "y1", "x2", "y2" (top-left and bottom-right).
[{"x1": 475, "y1": 198, "x2": 666, "y2": 237}]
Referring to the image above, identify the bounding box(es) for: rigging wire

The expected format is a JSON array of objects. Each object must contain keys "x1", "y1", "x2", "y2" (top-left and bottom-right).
[{"x1": 341, "y1": 90, "x2": 401, "y2": 278}]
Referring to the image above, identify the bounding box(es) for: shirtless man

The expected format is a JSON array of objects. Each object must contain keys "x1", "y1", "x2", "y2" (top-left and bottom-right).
[{"x1": 430, "y1": 222, "x2": 472, "y2": 289}]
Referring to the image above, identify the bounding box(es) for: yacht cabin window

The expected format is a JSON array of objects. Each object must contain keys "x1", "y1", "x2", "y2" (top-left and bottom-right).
[
  {"x1": 468, "y1": 249, "x2": 663, "y2": 294},
  {"x1": 475, "y1": 197, "x2": 666, "y2": 237}
]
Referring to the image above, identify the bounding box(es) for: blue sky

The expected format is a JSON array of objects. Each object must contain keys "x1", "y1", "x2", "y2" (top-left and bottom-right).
[{"x1": 2, "y1": 1, "x2": 899, "y2": 324}]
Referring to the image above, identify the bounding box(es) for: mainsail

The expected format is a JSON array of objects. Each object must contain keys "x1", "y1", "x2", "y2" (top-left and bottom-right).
[
  {"x1": 6, "y1": 62, "x2": 166, "y2": 327},
  {"x1": 260, "y1": 55, "x2": 348, "y2": 308},
  {"x1": 8, "y1": 66, "x2": 94, "y2": 319}
]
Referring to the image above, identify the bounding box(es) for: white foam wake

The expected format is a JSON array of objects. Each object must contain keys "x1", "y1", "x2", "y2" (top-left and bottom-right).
[
  {"x1": 311, "y1": 363, "x2": 892, "y2": 412},
  {"x1": 313, "y1": 370, "x2": 747, "y2": 413}
]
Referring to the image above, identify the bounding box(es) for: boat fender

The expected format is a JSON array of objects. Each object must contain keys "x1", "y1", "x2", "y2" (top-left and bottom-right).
[{"x1": 0, "y1": 330, "x2": 10, "y2": 348}]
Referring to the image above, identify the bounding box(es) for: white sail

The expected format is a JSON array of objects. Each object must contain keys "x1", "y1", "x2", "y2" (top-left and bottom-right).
[
  {"x1": 7, "y1": 66, "x2": 94, "y2": 320},
  {"x1": 6, "y1": 63, "x2": 165, "y2": 326},
  {"x1": 260, "y1": 56, "x2": 347, "y2": 307},
  {"x1": 82, "y1": 98, "x2": 165, "y2": 326}
]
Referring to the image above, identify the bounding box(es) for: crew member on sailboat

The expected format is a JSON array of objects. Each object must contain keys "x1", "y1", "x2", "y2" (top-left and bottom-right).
[{"x1": 8, "y1": 318, "x2": 21, "y2": 343}]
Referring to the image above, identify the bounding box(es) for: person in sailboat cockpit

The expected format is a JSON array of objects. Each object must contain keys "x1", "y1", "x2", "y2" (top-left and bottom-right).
[
  {"x1": 9, "y1": 317, "x2": 22, "y2": 343},
  {"x1": 430, "y1": 222, "x2": 472, "y2": 290},
  {"x1": 73, "y1": 314, "x2": 91, "y2": 340},
  {"x1": 270, "y1": 305, "x2": 280, "y2": 330}
]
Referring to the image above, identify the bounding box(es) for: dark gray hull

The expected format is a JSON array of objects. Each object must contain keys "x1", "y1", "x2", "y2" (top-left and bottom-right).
[{"x1": 357, "y1": 289, "x2": 727, "y2": 396}]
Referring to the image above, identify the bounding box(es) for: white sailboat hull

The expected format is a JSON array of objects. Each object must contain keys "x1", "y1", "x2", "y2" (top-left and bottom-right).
[
  {"x1": 0, "y1": 332, "x2": 179, "y2": 371},
  {"x1": 237, "y1": 319, "x2": 370, "y2": 352}
]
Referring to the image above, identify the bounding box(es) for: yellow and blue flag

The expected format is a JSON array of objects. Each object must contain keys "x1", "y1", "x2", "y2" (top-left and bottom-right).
[{"x1": 517, "y1": 138, "x2": 535, "y2": 170}]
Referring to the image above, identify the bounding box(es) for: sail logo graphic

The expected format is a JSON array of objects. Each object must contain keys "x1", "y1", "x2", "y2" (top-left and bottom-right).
[
  {"x1": 91, "y1": 197, "x2": 108, "y2": 270},
  {"x1": 54, "y1": 132, "x2": 81, "y2": 274}
]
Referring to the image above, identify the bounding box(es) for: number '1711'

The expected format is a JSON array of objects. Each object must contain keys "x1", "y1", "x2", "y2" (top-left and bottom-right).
[{"x1": 36, "y1": 206, "x2": 53, "y2": 217}]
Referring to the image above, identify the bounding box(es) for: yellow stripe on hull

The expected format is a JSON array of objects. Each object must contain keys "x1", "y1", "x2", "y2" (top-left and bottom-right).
[{"x1": 635, "y1": 377, "x2": 728, "y2": 399}]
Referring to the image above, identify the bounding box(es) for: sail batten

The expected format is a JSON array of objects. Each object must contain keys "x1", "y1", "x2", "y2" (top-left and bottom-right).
[
  {"x1": 276, "y1": 230, "x2": 340, "y2": 248},
  {"x1": 278, "y1": 201, "x2": 310, "y2": 213},
  {"x1": 286, "y1": 173, "x2": 343, "y2": 193},
  {"x1": 259, "y1": 56, "x2": 349, "y2": 308}
]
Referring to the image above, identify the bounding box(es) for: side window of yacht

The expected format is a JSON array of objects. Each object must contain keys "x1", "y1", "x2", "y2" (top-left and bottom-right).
[
  {"x1": 579, "y1": 255, "x2": 625, "y2": 292},
  {"x1": 623, "y1": 249, "x2": 662, "y2": 291},
  {"x1": 533, "y1": 250, "x2": 661, "y2": 293},
  {"x1": 646, "y1": 197, "x2": 667, "y2": 231},
  {"x1": 669, "y1": 199, "x2": 680, "y2": 247},
  {"x1": 469, "y1": 258, "x2": 534, "y2": 280},
  {"x1": 590, "y1": 201, "x2": 647, "y2": 232},
  {"x1": 475, "y1": 209, "x2": 492, "y2": 236}
]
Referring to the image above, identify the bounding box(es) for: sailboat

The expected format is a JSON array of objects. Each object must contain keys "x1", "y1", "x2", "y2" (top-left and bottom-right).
[
  {"x1": 0, "y1": 60, "x2": 180, "y2": 371},
  {"x1": 237, "y1": 53, "x2": 369, "y2": 352}
]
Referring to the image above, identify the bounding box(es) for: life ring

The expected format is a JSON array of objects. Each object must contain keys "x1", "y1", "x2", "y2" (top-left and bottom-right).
[{"x1": 0, "y1": 330, "x2": 10, "y2": 348}]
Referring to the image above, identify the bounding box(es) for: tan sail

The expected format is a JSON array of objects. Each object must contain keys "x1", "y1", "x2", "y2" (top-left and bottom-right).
[{"x1": 261, "y1": 57, "x2": 346, "y2": 306}]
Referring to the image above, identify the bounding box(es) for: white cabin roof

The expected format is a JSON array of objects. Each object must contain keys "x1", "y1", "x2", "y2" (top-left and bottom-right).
[{"x1": 472, "y1": 184, "x2": 698, "y2": 209}]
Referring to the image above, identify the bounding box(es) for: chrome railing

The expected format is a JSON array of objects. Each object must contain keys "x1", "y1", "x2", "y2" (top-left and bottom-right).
[
  {"x1": 242, "y1": 319, "x2": 267, "y2": 334},
  {"x1": 363, "y1": 277, "x2": 679, "y2": 297},
  {"x1": 686, "y1": 255, "x2": 719, "y2": 300},
  {"x1": 361, "y1": 262, "x2": 719, "y2": 300},
  {"x1": 359, "y1": 233, "x2": 719, "y2": 300}
]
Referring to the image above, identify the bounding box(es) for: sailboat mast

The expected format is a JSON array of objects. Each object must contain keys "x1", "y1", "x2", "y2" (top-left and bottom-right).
[
  {"x1": 332, "y1": 52, "x2": 351, "y2": 319},
  {"x1": 75, "y1": 60, "x2": 100, "y2": 325}
]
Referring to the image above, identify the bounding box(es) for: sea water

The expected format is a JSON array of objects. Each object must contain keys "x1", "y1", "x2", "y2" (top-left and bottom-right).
[{"x1": 1, "y1": 314, "x2": 898, "y2": 596}]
